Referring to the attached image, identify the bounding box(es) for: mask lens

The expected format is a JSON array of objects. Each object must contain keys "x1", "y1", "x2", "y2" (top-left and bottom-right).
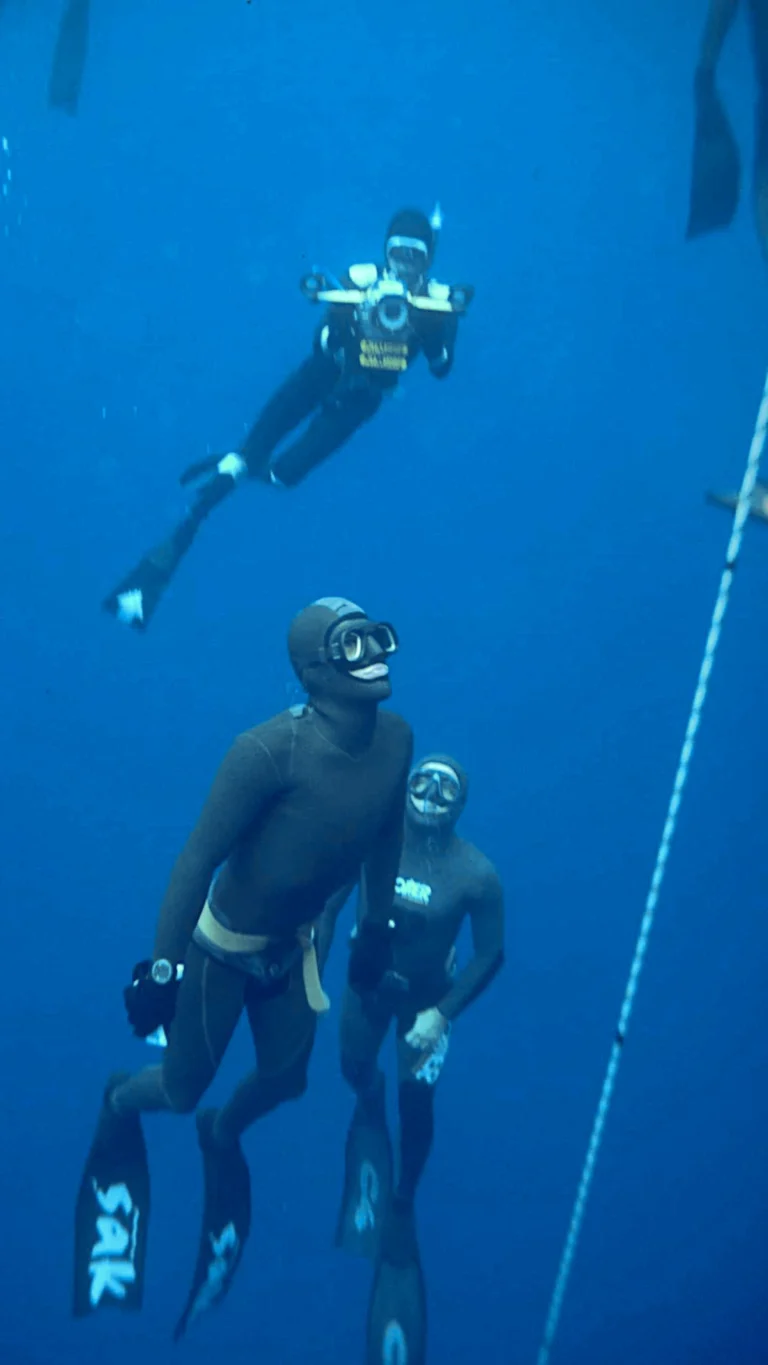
[
  {"x1": 339, "y1": 629, "x2": 364, "y2": 663},
  {"x1": 409, "y1": 772, "x2": 431, "y2": 798},
  {"x1": 437, "y1": 771, "x2": 461, "y2": 803},
  {"x1": 410, "y1": 766, "x2": 461, "y2": 805},
  {"x1": 386, "y1": 239, "x2": 429, "y2": 273},
  {"x1": 370, "y1": 623, "x2": 398, "y2": 655}
]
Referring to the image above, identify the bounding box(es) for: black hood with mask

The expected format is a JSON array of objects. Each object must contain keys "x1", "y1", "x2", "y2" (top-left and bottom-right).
[
  {"x1": 384, "y1": 208, "x2": 436, "y2": 266},
  {"x1": 406, "y1": 752, "x2": 468, "y2": 832},
  {"x1": 288, "y1": 596, "x2": 393, "y2": 706}
]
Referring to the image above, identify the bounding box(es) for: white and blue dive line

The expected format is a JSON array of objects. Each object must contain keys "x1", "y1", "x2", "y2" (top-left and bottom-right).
[{"x1": 536, "y1": 364, "x2": 768, "y2": 1365}]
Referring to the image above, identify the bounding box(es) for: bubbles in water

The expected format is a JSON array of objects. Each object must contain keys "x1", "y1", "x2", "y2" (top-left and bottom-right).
[
  {"x1": 2, "y1": 137, "x2": 11, "y2": 236},
  {"x1": 0, "y1": 135, "x2": 22, "y2": 236}
]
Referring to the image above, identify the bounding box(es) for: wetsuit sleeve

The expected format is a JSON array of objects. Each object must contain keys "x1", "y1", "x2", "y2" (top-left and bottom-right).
[
  {"x1": 360, "y1": 731, "x2": 413, "y2": 926},
  {"x1": 437, "y1": 870, "x2": 505, "y2": 1021},
  {"x1": 152, "y1": 731, "x2": 284, "y2": 964},
  {"x1": 314, "y1": 272, "x2": 358, "y2": 358},
  {"x1": 314, "y1": 880, "x2": 358, "y2": 976},
  {"x1": 314, "y1": 305, "x2": 353, "y2": 358},
  {"x1": 420, "y1": 312, "x2": 458, "y2": 379}
]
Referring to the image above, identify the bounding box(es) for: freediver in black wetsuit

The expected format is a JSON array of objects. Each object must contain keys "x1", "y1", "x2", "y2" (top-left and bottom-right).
[
  {"x1": 688, "y1": 0, "x2": 768, "y2": 258},
  {"x1": 73, "y1": 596, "x2": 413, "y2": 1337},
  {"x1": 318, "y1": 753, "x2": 505, "y2": 1365},
  {"x1": 101, "y1": 207, "x2": 473, "y2": 631}
]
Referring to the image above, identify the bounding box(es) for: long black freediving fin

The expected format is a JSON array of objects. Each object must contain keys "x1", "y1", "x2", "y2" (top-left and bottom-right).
[
  {"x1": 102, "y1": 517, "x2": 198, "y2": 632},
  {"x1": 686, "y1": 75, "x2": 741, "y2": 238},
  {"x1": 335, "y1": 1074, "x2": 393, "y2": 1259},
  {"x1": 73, "y1": 1074, "x2": 150, "y2": 1317},
  {"x1": 366, "y1": 1198, "x2": 427, "y2": 1365},
  {"x1": 173, "y1": 1110, "x2": 251, "y2": 1341},
  {"x1": 49, "y1": 0, "x2": 91, "y2": 115}
]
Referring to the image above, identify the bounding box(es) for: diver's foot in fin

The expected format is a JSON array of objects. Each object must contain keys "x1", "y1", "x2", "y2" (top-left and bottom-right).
[
  {"x1": 73, "y1": 1072, "x2": 150, "y2": 1317},
  {"x1": 706, "y1": 482, "x2": 768, "y2": 522},
  {"x1": 180, "y1": 453, "x2": 248, "y2": 491},
  {"x1": 335, "y1": 1073, "x2": 393, "y2": 1259},
  {"x1": 173, "y1": 1109, "x2": 251, "y2": 1341},
  {"x1": 366, "y1": 1197, "x2": 426, "y2": 1365},
  {"x1": 686, "y1": 74, "x2": 741, "y2": 239},
  {"x1": 102, "y1": 520, "x2": 198, "y2": 631}
]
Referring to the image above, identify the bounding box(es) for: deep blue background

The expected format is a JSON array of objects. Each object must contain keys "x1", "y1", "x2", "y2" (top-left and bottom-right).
[{"x1": 1, "y1": 2, "x2": 766, "y2": 1362}]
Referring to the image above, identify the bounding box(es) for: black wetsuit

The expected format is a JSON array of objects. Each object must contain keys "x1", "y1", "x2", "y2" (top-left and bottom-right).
[
  {"x1": 332, "y1": 822, "x2": 504, "y2": 1205},
  {"x1": 101, "y1": 268, "x2": 461, "y2": 631},
  {"x1": 238, "y1": 270, "x2": 459, "y2": 491},
  {"x1": 102, "y1": 258, "x2": 467, "y2": 632},
  {"x1": 111, "y1": 703, "x2": 412, "y2": 1140}
]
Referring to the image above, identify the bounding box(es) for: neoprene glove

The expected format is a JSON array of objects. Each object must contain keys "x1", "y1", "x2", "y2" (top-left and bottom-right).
[
  {"x1": 348, "y1": 919, "x2": 395, "y2": 995},
  {"x1": 123, "y1": 959, "x2": 180, "y2": 1039}
]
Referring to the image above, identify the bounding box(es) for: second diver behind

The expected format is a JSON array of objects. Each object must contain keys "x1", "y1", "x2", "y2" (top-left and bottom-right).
[{"x1": 319, "y1": 752, "x2": 505, "y2": 1365}]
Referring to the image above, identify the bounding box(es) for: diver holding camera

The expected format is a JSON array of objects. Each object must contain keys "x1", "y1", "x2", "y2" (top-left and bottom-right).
[{"x1": 103, "y1": 207, "x2": 473, "y2": 632}]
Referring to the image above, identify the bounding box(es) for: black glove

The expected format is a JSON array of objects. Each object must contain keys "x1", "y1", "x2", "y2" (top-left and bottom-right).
[
  {"x1": 123, "y1": 959, "x2": 180, "y2": 1040},
  {"x1": 348, "y1": 919, "x2": 395, "y2": 996}
]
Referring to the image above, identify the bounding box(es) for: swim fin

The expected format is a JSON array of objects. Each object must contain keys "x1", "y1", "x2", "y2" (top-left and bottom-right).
[
  {"x1": 335, "y1": 1074, "x2": 393, "y2": 1259},
  {"x1": 706, "y1": 481, "x2": 768, "y2": 522},
  {"x1": 73, "y1": 1074, "x2": 150, "y2": 1317},
  {"x1": 686, "y1": 73, "x2": 741, "y2": 239},
  {"x1": 102, "y1": 518, "x2": 198, "y2": 631},
  {"x1": 48, "y1": 0, "x2": 90, "y2": 115},
  {"x1": 173, "y1": 1109, "x2": 251, "y2": 1341},
  {"x1": 365, "y1": 1197, "x2": 427, "y2": 1365}
]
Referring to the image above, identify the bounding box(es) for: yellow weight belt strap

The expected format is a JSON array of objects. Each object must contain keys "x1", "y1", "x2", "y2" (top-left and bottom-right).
[{"x1": 196, "y1": 901, "x2": 330, "y2": 1014}]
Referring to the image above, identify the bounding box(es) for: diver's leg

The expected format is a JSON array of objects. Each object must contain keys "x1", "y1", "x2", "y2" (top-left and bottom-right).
[
  {"x1": 74, "y1": 948, "x2": 244, "y2": 1320},
  {"x1": 336, "y1": 986, "x2": 394, "y2": 1256},
  {"x1": 340, "y1": 982, "x2": 391, "y2": 1097},
  {"x1": 177, "y1": 349, "x2": 340, "y2": 492},
  {"x1": 394, "y1": 1019, "x2": 449, "y2": 1205},
  {"x1": 361, "y1": 1025, "x2": 439, "y2": 1365},
  {"x1": 102, "y1": 351, "x2": 342, "y2": 630},
  {"x1": 212, "y1": 962, "x2": 317, "y2": 1142},
  {"x1": 175, "y1": 965, "x2": 316, "y2": 1338},
  {"x1": 394, "y1": 1081, "x2": 436, "y2": 1205},
  {"x1": 240, "y1": 348, "x2": 342, "y2": 481},
  {"x1": 270, "y1": 386, "x2": 382, "y2": 488},
  {"x1": 168, "y1": 354, "x2": 340, "y2": 572}
]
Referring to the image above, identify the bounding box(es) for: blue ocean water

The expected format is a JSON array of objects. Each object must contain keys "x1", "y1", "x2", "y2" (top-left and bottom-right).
[{"x1": 0, "y1": 1, "x2": 766, "y2": 1362}]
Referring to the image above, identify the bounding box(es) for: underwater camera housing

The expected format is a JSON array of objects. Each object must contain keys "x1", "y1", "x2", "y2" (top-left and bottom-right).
[
  {"x1": 300, "y1": 270, "x2": 474, "y2": 327},
  {"x1": 365, "y1": 278, "x2": 411, "y2": 337},
  {"x1": 301, "y1": 271, "x2": 411, "y2": 337}
]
